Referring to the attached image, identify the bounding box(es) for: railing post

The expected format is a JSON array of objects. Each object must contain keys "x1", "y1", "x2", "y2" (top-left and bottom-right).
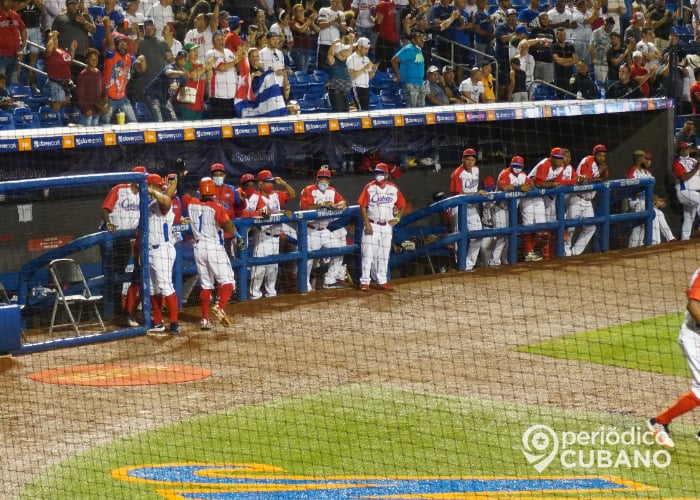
[
  {"x1": 599, "y1": 182, "x2": 611, "y2": 252},
  {"x1": 296, "y1": 222, "x2": 309, "y2": 293},
  {"x1": 555, "y1": 190, "x2": 566, "y2": 257},
  {"x1": 457, "y1": 199, "x2": 468, "y2": 271},
  {"x1": 643, "y1": 181, "x2": 654, "y2": 246},
  {"x1": 508, "y1": 197, "x2": 519, "y2": 265}
]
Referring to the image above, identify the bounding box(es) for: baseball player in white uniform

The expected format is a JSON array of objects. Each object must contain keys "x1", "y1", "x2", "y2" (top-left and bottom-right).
[
  {"x1": 249, "y1": 170, "x2": 296, "y2": 300},
  {"x1": 299, "y1": 167, "x2": 348, "y2": 290},
  {"x1": 673, "y1": 141, "x2": 700, "y2": 240},
  {"x1": 449, "y1": 148, "x2": 488, "y2": 271},
  {"x1": 492, "y1": 156, "x2": 533, "y2": 266},
  {"x1": 182, "y1": 177, "x2": 239, "y2": 330},
  {"x1": 647, "y1": 266, "x2": 700, "y2": 449},
  {"x1": 358, "y1": 163, "x2": 406, "y2": 291},
  {"x1": 565, "y1": 144, "x2": 609, "y2": 256},
  {"x1": 144, "y1": 173, "x2": 179, "y2": 335}
]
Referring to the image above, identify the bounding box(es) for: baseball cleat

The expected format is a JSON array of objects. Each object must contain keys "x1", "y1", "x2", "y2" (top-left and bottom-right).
[
  {"x1": 169, "y1": 322, "x2": 180, "y2": 335},
  {"x1": 525, "y1": 251, "x2": 543, "y2": 262},
  {"x1": 126, "y1": 315, "x2": 139, "y2": 327},
  {"x1": 375, "y1": 283, "x2": 394, "y2": 291},
  {"x1": 200, "y1": 318, "x2": 212, "y2": 330},
  {"x1": 360, "y1": 284, "x2": 370, "y2": 292},
  {"x1": 147, "y1": 323, "x2": 166, "y2": 334},
  {"x1": 323, "y1": 281, "x2": 344, "y2": 289},
  {"x1": 211, "y1": 305, "x2": 231, "y2": 327},
  {"x1": 647, "y1": 418, "x2": 675, "y2": 449}
]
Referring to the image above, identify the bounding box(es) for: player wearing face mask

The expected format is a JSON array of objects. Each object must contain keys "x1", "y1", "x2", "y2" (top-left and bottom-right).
[
  {"x1": 249, "y1": 169, "x2": 297, "y2": 300},
  {"x1": 494, "y1": 156, "x2": 533, "y2": 265},
  {"x1": 299, "y1": 167, "x2": 349, "y2": 290},
  {"x1": 209, "y1": 163, "x2": 247, "y2": 256}
]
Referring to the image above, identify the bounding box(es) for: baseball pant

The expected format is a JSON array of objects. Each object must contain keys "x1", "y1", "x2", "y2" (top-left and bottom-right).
[
  {"x1": 332, "y1": 228, "x2": 348, "y2": 282},
  {"x1": 679, "y1": 325, "x2": 700, "y2": 400},
  {"x1": 194, "y1": 242, "x2": 235, "y2": 290},
  {"x1": 360, "y1": 222, "x2": 393, "y2": 286},
  {"x1": 307, "y1": 226, "x2": 343, "y2": 289},
  {"x1": 676, "y1": 187, "x2": 700, "y2": 240},
  {"x1": 653, "y1": 207, "x2": 675, "y2": 243},
  {"x1": 149, "y1": 244, "x2": 176, "y2": 297},
  {"x1": 450, "y1": 206, "x2": 483, "y2": 271},
  {"x1": 520, "y1": 198, "x2": 547, "y2": 256},
  {"x1": 249, "y1": 231, "x2": 280, "y2": 299},
  {"x1": 628, "y1": 197, "x2": 645, "y2": 248},
  {"x1": 488, "y1": 206, "x2": 508, "y2": 266},
  {"x1": 566, "y1": 196, "x2": 596, "y2": 256}
]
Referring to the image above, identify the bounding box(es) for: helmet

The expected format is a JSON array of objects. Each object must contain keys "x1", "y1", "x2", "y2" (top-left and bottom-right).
[
  {"x1": 372, "y1": 163, "x2": 389, "y2": 174},
  {"x1": 510, "y1": 155, "x2": 525, "y2": 167},
  {"x1": 240, "y1": 173, "x2": 256, "y2": 184},
  {"x1": 146, "y1": 173, "x2": 162, "y2": 185},
  {"x1": 257, "y1": 169, "x2": 274, "y2": 181},
  {"x1": 132, "y1": 166, "x2": 147, "y2": 174},
  {"x1": 210, "y1": 163, "x2": 225, "y2": 173},
  {"x1": 316, "y1": 167, "x2": 332, "y2": 178},
  {"x1": 482, "y1": 175, "x2": 495, "y2": 191},
  {"x1": 550, "y1": 147, "x2": 565, "y2": 158},
  {"x1": 462, "y1": 148, "x2": 477, "y2": 158},
  {"x1": 199, "y1": 177, "x2": 216, "y2": 196},
  {"x1": 592, "y1": 144, "x2": 607, "y2": 154}
]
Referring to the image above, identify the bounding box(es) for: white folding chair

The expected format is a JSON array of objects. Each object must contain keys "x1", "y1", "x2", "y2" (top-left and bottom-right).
[{"x1": 48, "y1": 258, "x2": 105, "y2": 335}]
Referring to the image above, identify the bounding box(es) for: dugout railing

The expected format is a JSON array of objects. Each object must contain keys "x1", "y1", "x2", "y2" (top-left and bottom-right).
[{"x1": 0, "y1": 176, "x2": 654, "y2": 356}]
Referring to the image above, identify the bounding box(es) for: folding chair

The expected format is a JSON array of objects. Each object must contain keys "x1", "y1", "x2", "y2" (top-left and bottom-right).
[{"x1": 48, "y1": 258, "x2": 105, "y2": 336}]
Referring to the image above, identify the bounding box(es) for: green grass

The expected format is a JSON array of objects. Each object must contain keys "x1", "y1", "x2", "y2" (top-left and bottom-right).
[
  {"x1": 19, "y1": 385, "x2": 700, "y2": 499},
  {"x1": 516, "y1": 313, "x2": 691, "y2": 377}
]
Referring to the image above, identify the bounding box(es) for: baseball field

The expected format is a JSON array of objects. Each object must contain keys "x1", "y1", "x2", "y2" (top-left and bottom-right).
[{"x1": 4, "y1": 241, "x2": 700, "y2": 499}]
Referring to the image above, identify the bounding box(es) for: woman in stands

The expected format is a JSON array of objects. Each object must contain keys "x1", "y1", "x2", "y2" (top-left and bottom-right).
[
  {"x1": 290, "y1": 3, "x2": 317, "y2": 73},
  {"x1": 177, "y1": 42, "x2": 214, "y2": 120}
]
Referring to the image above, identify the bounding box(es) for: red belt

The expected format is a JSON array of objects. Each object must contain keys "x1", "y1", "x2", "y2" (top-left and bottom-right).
[{"x1": 369, "y1": 219, "x2": 388, "y2": 226}]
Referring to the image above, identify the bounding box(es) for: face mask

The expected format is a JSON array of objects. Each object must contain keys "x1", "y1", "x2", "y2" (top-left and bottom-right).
[
  {"x1": 261, "y1": 184, "x2": 274, "y2": 194},
  {"x1": 375, "y1": 175, "x2": 385, "y2": 183},
  {"x1": 317, "y1": 181, "x2": 329, "y2": 191},
  {"x1": 213, "y1": 176, "x2": 224, "y2": 187},
  {"x1": 243, "y1": 188, "x2": 257, "y2": 197},
  {"x1": 511, "y1": 167, "x2": 522, "y2": 173}
]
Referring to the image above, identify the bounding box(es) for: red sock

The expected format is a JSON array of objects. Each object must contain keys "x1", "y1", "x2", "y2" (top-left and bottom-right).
[
  {"x1": 165, "y1": 293, "x2": 178, "y2": 323},
  {"x1": 150, "y1": 294, "x2": 163, "y2": 324},
  {"x1": 125, "y1": 284, "x2": 140, "y2": 315},
  {"x1": 200, "y1": 289, "x2": 211, "y2": 320},
  {"x1": 218, "y1": 283, "x2": 233, "y2": 308},
  {"x1": 539, "y1": 232, "x2": 551, "y2": 259},
  {"x1": 656, "y1": 391, "x2": 700, "y2": 425},
  {"x1": 523, "y1": 234, "x2": 536, "y2": 254}
]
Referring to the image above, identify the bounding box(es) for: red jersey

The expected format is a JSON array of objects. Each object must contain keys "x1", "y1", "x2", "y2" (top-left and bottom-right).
[
  {"x1": 103, "y1": 50, "x2": 133, "y2": 100},
  {"x1": 630, "y1": 64, "x2": 649, "y2": 97},
  {"x1": 690, "y1": 81, "x2": 700, "y2": 114},
  {"x1": 375, "y1": 0, "x2": 398, "y2": 43},
  {"x1": 0, "y1": 9, "x2": 25, "y2": 57},
  {"x1": 44, "y1": 47, "x2": 72, "y2": 80}
]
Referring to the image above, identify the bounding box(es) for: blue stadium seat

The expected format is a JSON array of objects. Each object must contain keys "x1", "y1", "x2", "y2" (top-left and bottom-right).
[
  {"x1": 13, "y1": 107, "x2": 38, "y2": 129},
  {"x1": 294, "y1": 71, "x2": 311, "y2": 84},
  {"x1": 379, "y1": 89, "x2": 401, "y2": 108},
  {"x1": 306, "y1": 81, "x2": 327, "y2": 97},
  {"x1": 369, "y1": 92, "x2": 383, "y2": 110},
  {"x1": 299, "y1": 93, "x2": 324, "y2": 113},
  {"x1": 38, "y1": 106, "x2": 62, "y2": 127},
  {"x1": 61, "y1": 105, "x2": 82, "y2": 125},
  {"x1": 0, "y1": 109, "x2": 14, "y2": 130},
  {"x1": 134, "y1": 101, "x2": 152, "y2": 122},
  {"x1": 289, "y1": 82, "x2": 309, "y2": 99},
  {"x1": 531, "y1": 83, "x2": 555, "y2": 101},
  {"x1": 311, "y1": 70, "x2": 329, "y2": 84}
]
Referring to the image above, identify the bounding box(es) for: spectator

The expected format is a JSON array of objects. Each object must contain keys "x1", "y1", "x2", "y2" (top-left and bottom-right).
[
  {"x1": 412, "y1": 12, "x2": 433, "y2": 65},
  {"x1": 646, "y1": 0, "x2": 674, "y2": 51},
  {"x1": 473, "y1": 0, "x2": 495, "y2": 67},
  {"x1": 569, "y1": 60, "x2": 598, "y2": 97},
  {"x1": 636, "y1": 27, "x2": 661, "y2": 65},
  {"x1": 326, "y1": 31, "x2": 354, "y2": 111},
  {"x1": 623, "y1": 11, "x2": 643, "y2": 43},
  {"x1": 552, "y1": 26, "x2": 578, "y2": 94},
  {"x1": 430, "y1": 0, "x2": 459, "y2": 71},
  {"x1": 52, "y1": 0, "x2": 95, "y2": 79},
  {"x1": 290, "y1": 3, "x2": 317, "y2": 73},
  {"x1": 519, "y1": 0, "x2": 541, "y2": 27},
  {"x1": 172, "y1": 0, "x2": 190, "y2": 41},
  {"x1": 317, "y1": 0, "x2": 347, "y2": 71},
  {"x1": 606, "y1": 31, "x2": 629, "y2": 82},
  {"x1": 247, "y1": 24, "x2": 265, "y2": 50},
  {"x1": 15, "y1": 0, "x2": 41, "y2": 82},
  {"x1": 162, "y1": 20, "x2": 183, "y2": 56},
  {"x1": 673, "y1": 141, "x2": 700, "y2": 240},
  {"x1": 509, "y1": 57, "x2": 528, "y2": 101},
  {"x1": 570, "y1": 0, "x2": 597, "y2": 65},
  {"x1": 0, "y1": 73, "x2": 23, "y2": 111},
  {"x1": 352, "y1": 0, "x2": 378, "y2": 48},
  {"x1": 224, "y1": 15, "x2": 245, "y2": 53},
  {"x1": 260, "y1": 31, "x2": 289, "y2": 88},
  {"x1": 42, "y1": 0, "x2": 64, "y2": 35},
  {"x1": 144, "y1": 49, "x2": 187, "y2": 121},
  {"x1": 185, "y1": 9, "x2": 219, "y2": 62},
  {"x1": 130, "y1": 18, "x2": 172, "y2": 111},
  {"x1": 146, "y1": 0, "x2": 174, "y2": 34},
  {"x1": 90, "y1": 0, "x2": 124, "y2": 51},
  {"x1": 459, "y1": 65, "x2": 484, "y2": 103},
  {"x1": 76, "y1": 47, "x2": 108, "y2": 126},
  {"x1": 206, "y1": 29, "x2": 241, "y2": 118},
  {"x1": 124, "y1": 0, "x2": 145, "y2": 41},
  {"x1": 258, "y1": 0, "x2": 276, "y2": 27},
  {"x1": 547, "y1": 0, "x2": 573, "y2": 33},
  {"x1": 529, "y1": 12, "x2": 555, "y2": 83},
  {"x1": 676, "y1": 119, "x2": 697, "y2": 146},
  {"x1": 517, "y1": 39, "x2": 536, "y2": 88},
  {"x1": 424, "y1": 64, "x2": 451, "y2": 105},
  {"x1": 347, "y1": 36, "x2": 377, "y2": 110},
  {"x1": 481, "y1": 61, "x2": 496, "y2": 102},
  {"x1": 391, "y1": 29, "x2": 426, "y2": 107},
  {"x1": 491, "y1": 0, "x2": 511, "y2": 25},
  {"x1": 605, "y1": 62, "x2": 642, "y2": 96},
  {"x1": 103, "y1": 24, "x2": 141, "y2": 124},
  {"x1": 176, "y1": 42, "x2": 212, "y2": 119},
  {"x1": 590, "y1": 15, "x2": 614, "y2": 82},
  {"x1": 439, "y1": 64, "x2": 464, "y2": 102},
  {"x1": 217, "y1": 10, "x2": 230, "y2": 32},
  {"x1": 605, "y1": 0, "x2": 627, "y2": 33},
  {"x1": 253, "y1": 7, "x2": 270, "y2": 36},
  {"x1": 44, "y1": 30, "x2": 76, "y2": 113},
  {"x1": 270, "y1": 10, "x2": 294, "y2": 59},
  {"x1": 345, "y1": 9, "x2": 356, "y2": 30},
  {"x1": 453, "y1": 0, "x2": 476, "y2": 82},
  {"x1": 374, "y1": 0, "x2": 398, "y2": 71},
  {"x1": 494, "y1": 8, "x2": 517, "y2": 100},
  {"x1": 630, "y1": 49, "x2": 653, "y2": 97}
]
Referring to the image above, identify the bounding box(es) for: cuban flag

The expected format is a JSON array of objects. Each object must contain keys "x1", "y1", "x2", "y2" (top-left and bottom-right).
[{"x1": 234, "y1": 69, "x2": 288, "y2": 118}]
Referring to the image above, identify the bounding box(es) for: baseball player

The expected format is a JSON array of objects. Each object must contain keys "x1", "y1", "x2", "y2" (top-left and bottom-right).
[
  {"x1": 101, "y1": 165, "x2": 146, "y2": 324},
  {"x1": 299, "y1": 167, "x2": 349, "y2": 290},
  {"x1": 478, "y1": 176, "x2": 500, "y2": 267},
  {"x1": 237, "y1": 174, "x2": 269, "y2": 218},
  {"x1": 249, "y1": 170, "x2": 296, "y2": 300},
  {"x1": 144, "y1": 173, "x2": 179, "y2": 335},
  {"x1": 673, "y1": 141, "x2": 700, "y2": 240},
  {"x1": 492, "y1": 156, "x2": 533, "y2": 266},
  {"x1": 209, "y1": 163, "x2": 246, "y2": 255},
  {"x1": 647, "y1": 265, "x2": 700, "y2": 449},
  {"x1": 358, "y1": 163, "x2": 406, "y2": 291},
  {"x1": 523, "y1": 147, "x2": 566, "y2": 261},
  {"x1": 627, "y1": 152, "x2": 675, "y2": 246},
  {"x1": 449, "y1": 148, "x2": 488, "y2": 271},
  {"x1": 182, "y1": 177, "x2": 240, "y2": 330},
  {"x1": 565, "y1": 144, "x2": 609, "y2": 256}
]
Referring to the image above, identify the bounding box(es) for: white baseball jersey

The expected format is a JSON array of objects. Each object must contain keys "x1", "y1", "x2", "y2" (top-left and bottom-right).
[
  {"x1": 317, "y1": 7, "x2": 345, "y2": 44},
  {"x1": 674, "y1": 156, "x2": 700, "y2": 191},
  {"x1": 147, "y1": 199, "x2": 175, "y2": 248},
  {"x1": 206, "y1": 48, "x2": 237, "y2": 99},
  {"x1": 358, "y1": 181, "x2": 406, "y2": 222},
  {"x1": 102, "y1": 183, "x2": 141, "y2": 230},
  {"x1": 299, "y1": 184, "x2": 344, "y2": 229}
]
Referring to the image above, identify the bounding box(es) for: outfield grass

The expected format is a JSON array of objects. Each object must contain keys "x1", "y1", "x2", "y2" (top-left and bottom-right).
[
  {"x1": 20, "y1": 385, "x2": 700, "y2": 499},
  {"x1": 516, "y1": 313, "x2": 691, "y2": 377}
]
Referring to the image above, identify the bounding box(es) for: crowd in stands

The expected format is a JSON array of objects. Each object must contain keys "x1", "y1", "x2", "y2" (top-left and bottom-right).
[{"x1": 0, "y1": 0, "x2": 699, "y2": 126}]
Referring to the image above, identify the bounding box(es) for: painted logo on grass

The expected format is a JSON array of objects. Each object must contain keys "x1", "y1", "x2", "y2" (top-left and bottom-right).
[{"x1": 522, "y1": 424, "x2": 671, "y2": 472}]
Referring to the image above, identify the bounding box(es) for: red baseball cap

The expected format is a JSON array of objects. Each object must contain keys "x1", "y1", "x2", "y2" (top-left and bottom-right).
[
  {"x1": 372, "y1": 163, "x2": 390, "y2": 174},
  {"x1": 592, "y1": 144, "x2": 607, "y2": 154},
  {"x1": 677, "y1": 141, "x2": 691, "y2": 150},
  {"x1": 510, "y1": 155, "x2": 525, "y2": 167},
  {"x1": 462, "y1": 148, "x2": 477, "y2": 158},
  {"x1": 550, "y1": 147, "x2": 565, "y2": 158},
  {"x1": 210, "y1": 163, "x2": 225, "y2": 172}
]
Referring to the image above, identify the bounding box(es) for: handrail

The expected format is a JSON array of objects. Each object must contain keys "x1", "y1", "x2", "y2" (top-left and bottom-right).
[
  {"x1": 433, "y1": 35, "x2": 499, "y2": 97},
  {"x1": 527, "y1": 79, "x2": 579, "y2": 99}
]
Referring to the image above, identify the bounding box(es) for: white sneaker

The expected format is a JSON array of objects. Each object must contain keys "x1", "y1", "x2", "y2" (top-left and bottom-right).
[
  {"x1": 147, "y1": 323, "x2": 166, "y2": 335},
  {"x1": 200, "y1": 318, "x2": 212, "y2": 330},
  {"x1": 211, "y1": 305, "x2": 231, "y2": 327},
  {"x1": 647, "y1": 418, "x2": 675, "y2": 448},
  {"x1": 525, "y1": 251, "x2": 543, "y2": 262},
  {"x1": 126, "y1": 315, "x2": 139, "y2": 327}
]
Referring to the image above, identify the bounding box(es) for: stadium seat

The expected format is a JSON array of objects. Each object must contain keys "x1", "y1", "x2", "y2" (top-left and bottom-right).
[
  {"x1": 289, "y1": 82, "x2": 309, "y2": 99},
  {"x1": 298, "y1": 93, "x2": 322, "y2": 113},
  {"x1": 368, "y1": 92, "x2": 383, "y2": 110},
  {"x1": 0, "y1": 109, "x2": 14, "y2": 130},
  {"x1": 38, "y1": 106, "x2": 62, "y2": 127},
  {"x1": 531, "y1": 83, "x2": 555, "y2": 101},
  {"x1": 134, "y1": 101, "x2": 152, "y2": 122},
  {"x1": 311, "y1": 70, "x2": 329, "y2": 84},
  {"x1": 294, "y1": 71, "x2": 311, "y2": 84},
  {"x1": 379, "y1": 89, "x2": 401, "y2": 108},
  {"x1": 306, "y1": 81, "x2": 327, "y2": 97},
  {"x1": 13, "y1": 107, "x2": 38, "y2": 129},
  {"x1": 61, "y1": 105, "x2": 82, "y2": 125}
]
